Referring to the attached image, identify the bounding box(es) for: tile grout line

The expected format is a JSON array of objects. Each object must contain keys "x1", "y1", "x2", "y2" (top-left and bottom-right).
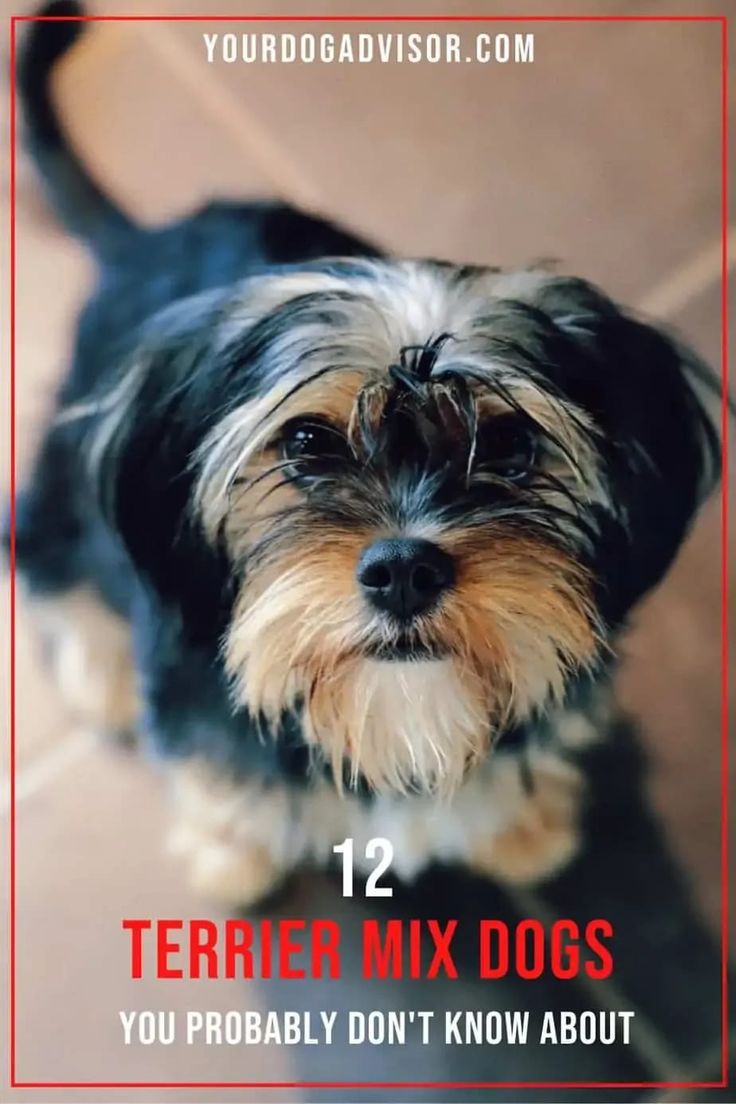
[
  {"x1": 143, "y1": 23, "x2": 323, "y2": 213},
  {"x1": 506, "y1": 886, "x2": 690, "y2": 1084},
  {"x1": 644, "y1": 1028, "x2": 736, "y2": 1102},
  {"x1": 638, "y1": 227, "x2": 735, "y2": 322},
  {"x1": 55, "y1": 22, "x2": 734, "y2": 313},
  {"x1": 0, "y1": 727, "x2": 94, "y2": 815}
]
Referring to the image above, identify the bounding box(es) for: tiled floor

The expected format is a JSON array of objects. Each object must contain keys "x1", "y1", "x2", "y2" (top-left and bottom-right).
[{"x1": 2, "y1": 4, "x2": 732, "y2": 1101}]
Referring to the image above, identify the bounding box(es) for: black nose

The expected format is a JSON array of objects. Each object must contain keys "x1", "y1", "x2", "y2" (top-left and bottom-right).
[{"x1": 357, "y1": 538, "x2": 455, "y2": 620}]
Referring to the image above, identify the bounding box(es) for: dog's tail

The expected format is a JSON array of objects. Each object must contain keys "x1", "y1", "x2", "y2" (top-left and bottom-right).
[{"x1": 17, "y1": 0, "x2": 140, "y2": 260}]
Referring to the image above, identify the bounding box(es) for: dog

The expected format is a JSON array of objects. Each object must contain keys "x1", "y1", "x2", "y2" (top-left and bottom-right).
[{"x1": 13, "y1": 2, "x2": 720, "y2": 906}]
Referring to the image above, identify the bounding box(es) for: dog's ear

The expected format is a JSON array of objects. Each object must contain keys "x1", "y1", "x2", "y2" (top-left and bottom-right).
[
  {"x1": 90, "y1": 289, "x2": 236, "y2": 640},
  {"x1": 534, "y1": 277, "x2": 721, "y2": 624}
]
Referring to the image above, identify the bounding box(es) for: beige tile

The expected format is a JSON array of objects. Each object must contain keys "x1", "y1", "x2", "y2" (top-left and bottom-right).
[
  {"x1": 8, "y1": 742, "x2": 300, "y2": 1097},
  {"x1": 676, "y1": 279, "x2": 726, "y2": 375},
  {"x1": 52, "y1": 22, "x2": 282, "y2": 223},
  {"x1": 123, "y1": 0, "x2": 728, "y2": 20},
  {"x1": 126, "y1": 13, "x2": 726, "y2": 306},
  {"x1": 13, "y1": 214, "x2": 92, "y2": 472},
  {"x1": 3, "y1": 126, "x2": 96, "y2": 775},
  {"x1": 22, "y1": 8, "x2": 724, "y2": 308},
  {"x1": 3, "y1": 135, "x2": 93, "y2": 771},
  {"x1": 1, "y1": 579, "x2": 75, "y2": 776}
]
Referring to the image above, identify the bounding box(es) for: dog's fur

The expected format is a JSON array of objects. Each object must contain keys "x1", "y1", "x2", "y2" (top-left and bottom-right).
[{"x1": 13, "y1": 3, "x2": 720, "y2": 904}]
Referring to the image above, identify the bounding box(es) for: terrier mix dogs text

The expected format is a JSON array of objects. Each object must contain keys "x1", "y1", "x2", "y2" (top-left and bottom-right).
[{"x1": 13, "y1": 3, "x2": 720, "y2": 905}]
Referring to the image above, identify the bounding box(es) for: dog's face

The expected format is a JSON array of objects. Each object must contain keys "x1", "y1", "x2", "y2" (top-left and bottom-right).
[{"x1": 94, "y1": 260, "x2": 718, "y2": 795}]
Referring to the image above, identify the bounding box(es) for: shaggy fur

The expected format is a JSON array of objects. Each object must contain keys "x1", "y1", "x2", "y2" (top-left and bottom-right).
[{"x1": 12, "y1": 2, "x2": 719, "y2": 903}]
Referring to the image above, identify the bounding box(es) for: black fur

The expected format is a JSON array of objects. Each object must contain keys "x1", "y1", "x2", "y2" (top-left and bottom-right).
[
  {"x1": 17, "y1": 0, "x2": 135, "y2": 259},
  {"x1": 14, "y1": 4, "x2": 719, "y2": 793},
  {"x1": 14, "y1": 3, "x2": 379, "y2": 781}
]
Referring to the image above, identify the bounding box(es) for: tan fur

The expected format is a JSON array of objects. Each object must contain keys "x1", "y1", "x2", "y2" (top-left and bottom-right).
[
  {"x1": 555, "y1": 692, "x2": 613, "y2": 751},
  {"x1": 166, "y1": 736, "x2": 590, "y2": 906},
  {"x1": 473, "y1": 389, "x2": 607, "y2": 515},
  {"x1": 193, "y1": 264, "x2": 608, "y2": 539},
  {"x1": 30, "y1": 585, "x2": 138, "y2": 735},
  {"x1": 196, "y1": 368, "x2": 367, "y2": 539},
  {"x1": 465, "y1": 752, "x2": 584, "y2": 884},
  {"x1": 181, "y1": 265, "x2": 610, "y2": 797},
  {"x1": 167, "y1": 764, "x2": 293, "y2": 905},
  {"x1": 82, "y1": 261, "x2": 608, "y2": 802},
  {"x1": 224, "y1": 525, "x2": 599, "y2": 796},
  {"x1": 437, "y1": 531, "x2": 601, "y2": 718}
]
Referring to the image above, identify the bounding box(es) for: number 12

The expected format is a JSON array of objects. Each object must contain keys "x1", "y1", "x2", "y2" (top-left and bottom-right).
[{"x1": 333, "y1": 837, "x2": 394, "y2": 897}]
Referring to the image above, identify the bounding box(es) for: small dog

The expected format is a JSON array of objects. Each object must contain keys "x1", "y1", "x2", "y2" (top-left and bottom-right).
[{"x1": 14, "y1": 3, "x2": 720, "y2": 905}]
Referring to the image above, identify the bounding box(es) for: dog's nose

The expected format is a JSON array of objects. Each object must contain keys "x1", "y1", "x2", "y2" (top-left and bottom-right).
[{"x1": 357, "y1": 538, "x2": 455, "y2": 620}]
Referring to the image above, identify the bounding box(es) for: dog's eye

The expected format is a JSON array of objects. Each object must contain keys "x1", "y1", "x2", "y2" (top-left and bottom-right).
[
  {"x1": 475, "y1": 418, "x2": 538, "y2": 482},
  {"x1": 279, "y1": 418, "x2": 350, "y2": 477}
]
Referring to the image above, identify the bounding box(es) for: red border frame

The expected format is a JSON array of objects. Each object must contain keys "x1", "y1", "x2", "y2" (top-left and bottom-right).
[{"x1": 7, "y1": 10, "x2": 729, "y2": 1093}]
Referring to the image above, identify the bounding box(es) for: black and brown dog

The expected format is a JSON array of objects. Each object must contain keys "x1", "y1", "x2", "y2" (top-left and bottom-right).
[{"x1": 13, "y1": 2, "x2": 719, "y2": 906}]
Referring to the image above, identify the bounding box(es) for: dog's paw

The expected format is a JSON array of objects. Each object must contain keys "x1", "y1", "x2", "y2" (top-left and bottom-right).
[
  {"x1": 167, "y1": 762, "x2": 297, "y2": 908},
  {"x1": 32, "y1": 585, "x2": 139, "y2": 740},
  {"x1": 466, "y1": 758, "x2": 583, "y2": 886},
  {"x1": 170, "y1": 831, "x2": 286, "y2": 907}
]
